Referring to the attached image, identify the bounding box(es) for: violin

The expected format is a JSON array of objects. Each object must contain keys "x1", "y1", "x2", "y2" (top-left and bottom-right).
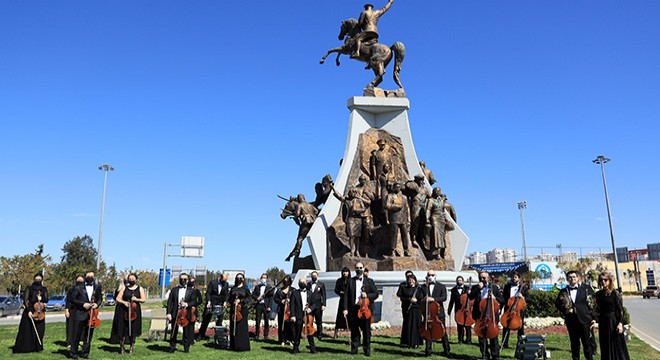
[
  {"x1": 303, "y1": 304, "x2": 315, "y2": 336},
  {"x1": 124, "y1": 299, "x2": 138, "y2": 321},
  {"x1": 357, "y1": 287, "x2": 371, "y2": 320},
  {"x1": 234, "y1": 296, "x2": 243, "y2": 322},
  {"x1": 455, "y1": 281, "x2": 474, "y2": 327},
  {"x1": 33, "y1": 291, "x2": 46, "y2": 321},
  {"x1": 176, "y1": 300, "x2": 196, "y2": 327},
  {"x1": 474, "y1": 282, "x2": 499, "y2": 339},
  {"x1": 500, "y1": 283, "x2": 527, "y2": 331},
  {"x1": 88, "y1": 295, "x2": 100, "y2": 328}
]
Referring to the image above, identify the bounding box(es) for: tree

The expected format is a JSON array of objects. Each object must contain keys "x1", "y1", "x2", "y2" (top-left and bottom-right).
[
  {"x1": 49, "y1": 235, "x2": 107, "y2": 293},
  {"x1": 0, "y1": 244, "x2": 51, "y2": 295},
  {"x1": 264, "y1": 266, "x2": 287, "y2": 284}
]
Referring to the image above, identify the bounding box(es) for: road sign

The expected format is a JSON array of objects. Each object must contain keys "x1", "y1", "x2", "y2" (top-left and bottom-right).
[{"x1": 159, "y1": 268, "x2": 171, "y2": 286}]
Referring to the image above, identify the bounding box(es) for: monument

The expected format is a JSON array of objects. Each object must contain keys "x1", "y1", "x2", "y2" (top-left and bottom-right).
[{"x1": 279, "y1": 0, "x2": 475, "y2": 326}]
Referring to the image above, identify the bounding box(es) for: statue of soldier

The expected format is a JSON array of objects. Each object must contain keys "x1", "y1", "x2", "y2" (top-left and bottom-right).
[
  {"x1": 425, "y1": 187, "x2": 446, "y2": 260},
  {"x1": 377, "y1": 163, "x2": 396, "y2": 226},
  {"x1": 370, "y1": 139, "x2": 390, "y2": 181},
  {"x1": 311, "y1": 174, "x2": 334, "y2": 209},
  {"x1": 419, "y1": 161, "x2": 437, "y2": 185},
  {"x1": 331, "y1": 186, "x2": 371, "y2": 257},
  {"x1": 405, "y1": 174, "x2": 430, "y2": 248},
  {"x1": 385, "y1": 182, "x2": 412, "y2": 257},
  {"x1": 353, "y1": 0, "x2": 395, "y2": 58},
  {"x1": 442, "y1": 193, "x2": 457, "y2": 255},
  {"x1": 285, "y1": 194, "x2": 319, "y2": 262},
  {"x1": 355, "y1": 174, "x2": 376, "y2": 241}
]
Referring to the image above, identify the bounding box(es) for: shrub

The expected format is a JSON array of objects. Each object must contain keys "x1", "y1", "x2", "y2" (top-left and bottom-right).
[{"x1": 525, "y1": 290, "x2": 561, "y2": 318}]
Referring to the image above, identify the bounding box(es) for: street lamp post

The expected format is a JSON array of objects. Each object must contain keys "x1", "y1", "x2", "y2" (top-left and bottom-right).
[
  {"x1": 592, "y1": 155, "x2": 621, "y2": 291},
  {"x1": 97, "y1": 164, "x2": 114, "y2": 272},
  {"x1": 517, "y1": 201, "x2": 528, "y2": 262}
]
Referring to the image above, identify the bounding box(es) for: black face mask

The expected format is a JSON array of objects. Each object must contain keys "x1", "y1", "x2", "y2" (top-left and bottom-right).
[
  {"x1": 33, "y1": 281, "x2": 42, "y2": 286},
  {"x1": 179, "y1": 279, "x2": 188, "y2": 287},
  {"x1": 312, "y1": 277, "x2": 318, "y2": 282},
  {"x1": 299, "y1": 282, "x2": 306, "y2": 289},
  {"x1": 235, "y1": 278, "x2": 243, "y2": 286},
  {"x1": 355, "y1": 269, "x2": 364, "y2": 276},
  {"x1": 128, "y1": 281, "x2": 136, "y2": 286},
  {"x1": 76, "y1": 281, "x2": 84, "y2": 286},
  {"x1": 85, "y1": 277, "x2": 94, "y2": 285}
]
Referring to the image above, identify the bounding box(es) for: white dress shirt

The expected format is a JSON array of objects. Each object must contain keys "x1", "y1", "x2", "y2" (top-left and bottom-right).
[
  {"x1": 178, "y1": 286, "x2": 186, "y2": 305},
  {"x1": 355, "y1": 278, "x2": 363, "y2": 305},
  {"x1": 85, "y1": 285, "x2": 94, "y2": 301}
]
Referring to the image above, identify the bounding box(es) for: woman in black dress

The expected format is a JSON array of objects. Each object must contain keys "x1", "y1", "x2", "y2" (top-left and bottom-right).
[
  {"x1": 592, "y1": 272, "x2": 630, "y2": 360},
  {"x1": 117, "y1": 273, "x2": 146, "y2": 354},
  {"x1": 109, "y1": 275, "x2": 128, "y2": 345},
  {"x1": 399, "y1": 274, "x2": 423, "y2": 348},
  {"x1": 229, "y1": 273, "x2": 251, "y2": 351},
  {"x1": 274, "y1": 275, "x2": 294, "y2": 345},
  {"x1": 13, "y1": 272, "x2": 49, "y2": 353},
  {"x1": 333, "y1": 267, "x2": 351, "y2": 338}
]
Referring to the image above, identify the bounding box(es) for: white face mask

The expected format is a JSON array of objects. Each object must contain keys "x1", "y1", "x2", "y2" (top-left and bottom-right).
[
  {"x1": 260, "y1": 278, "x2": 267, "y2": 285},
  {"x1": 427, "y1": 276, "x2": 436, "y2": 283}
]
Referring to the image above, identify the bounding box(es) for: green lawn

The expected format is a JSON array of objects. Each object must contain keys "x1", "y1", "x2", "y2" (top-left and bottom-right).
[{"x1": 1, "y1": 320, "x2": 658, "y2": 360}]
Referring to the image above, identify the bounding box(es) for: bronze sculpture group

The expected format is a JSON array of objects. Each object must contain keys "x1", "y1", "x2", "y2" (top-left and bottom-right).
[{"x1": 320, "y1": 0, "x2": 405, "y2": 91}]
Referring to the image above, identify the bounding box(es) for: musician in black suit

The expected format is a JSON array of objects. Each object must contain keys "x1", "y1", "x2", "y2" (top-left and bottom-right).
[
  {"x1": 166, "y1": 273, "x2": 200, "y2": 353},
  {"x1": 197, "y1": 272, "x2": 229, "y2": 341},
  {"x1": 291, "y1": 277, "x2": 318, "y2": 354},
  {"x1": 555, "y1": 270, "x2": 596, "y2": 360},
  {"x1": 419, "y1": 269, "x2": 450, "y2": 357},
  {"x1": 342, "y1": 262, "x2": 379, "y2": 356},
  {"x1": 396, "y1": 269, "x2": 415, "y2": 344},
  {"x1": 252, "y1": 273, "x2": 274, "y2": 340},
  {"x1": 69, "y1": 270, "x2": 103, "y2": 360},
  {"x1": 275, "y1": 276, "x2": 294, "y2": 345},
  {"x1": 469, "y1": 271, "x2": 504, "y2": 360},
  {"x1": 447, "y1": 275, "x2": 472, "y2": 344},
  {"x1": 307, "y1": 271, "x2": 326, "y2": 340},
  {"x1": 501, "y1": 272, "x2": 529, "y2": 348},
  {"x1": 65, "y1": 276, "x2": 84, "y2": 348}
]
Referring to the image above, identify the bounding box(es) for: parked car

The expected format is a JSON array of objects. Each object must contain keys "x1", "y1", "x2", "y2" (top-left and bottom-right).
[
  {"x1": 103, "y1": 293, "x2": 116, "y2": 306},
  {"x1": 0, "y1": 296, "x2": 22, "y2": 317},
  {"x1": 642, "y1": 285, "x2": 658, "y2": 299},
  {"x1": 46, "y1": 294, "x2": 67, "y2": 311}
]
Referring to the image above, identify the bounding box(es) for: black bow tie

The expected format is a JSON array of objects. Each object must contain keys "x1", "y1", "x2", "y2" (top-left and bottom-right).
[{"x1": 569, "y1": 286, "x2": 578, "y2": 291}]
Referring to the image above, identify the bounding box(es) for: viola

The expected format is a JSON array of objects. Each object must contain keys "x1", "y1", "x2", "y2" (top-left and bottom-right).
[
  {"x1": 474, "y1": 283, "x2": 499, "y2": 339},
  {"x1": 33, "y1": 291, "x2": 46, "y2": 321},
  {"x1": 303, "y1": 305, "x2": 315, "y2": 336},
  {"x1": 419, "y1": 299, "x2": 445, "y2": 341},
  {"x1": 500, "y1": 285, "x2": 527, "y2": 331},
  {"x1": 455, "y1": 292, "x2": 474, "y2": 327},
  {"x1": 88, "y1": 296, "x2": 101, "y2": 328},
  {"x1": 357, "y1": 290, "x2": 371, "y2": 320}
]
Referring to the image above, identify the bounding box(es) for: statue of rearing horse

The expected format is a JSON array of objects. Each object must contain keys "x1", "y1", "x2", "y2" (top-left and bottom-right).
[{"x1": 320, "y1": 18, "x2": 405, "y2": 90}]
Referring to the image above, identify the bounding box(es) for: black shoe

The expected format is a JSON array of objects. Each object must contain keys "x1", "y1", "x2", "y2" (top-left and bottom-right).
[
  {"x1": 425, "y1": 349, "x2": 432, "y2": 357},
  {"x1": 168, "y1": 347, "x2": 175, "y2": 353},
  {"x1": 364, "y1": 350, "x2": 371, "y2": 357},
  {"x1": 351, "y1": 349, "x2": 358, "y2": 355},
  {"x1": 310, "y1": 348, "x2": 317, "y2": 354}
]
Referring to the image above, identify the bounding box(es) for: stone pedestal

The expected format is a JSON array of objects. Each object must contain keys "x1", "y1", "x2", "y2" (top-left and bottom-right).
[{"x1": 377, "y1": 257, "x2": 427, "y2": 271}]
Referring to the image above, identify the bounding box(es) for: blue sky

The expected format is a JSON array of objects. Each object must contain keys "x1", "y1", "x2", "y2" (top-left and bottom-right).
[{"x1": 1, "y1": 1, "x2": 659, "y2": 278}]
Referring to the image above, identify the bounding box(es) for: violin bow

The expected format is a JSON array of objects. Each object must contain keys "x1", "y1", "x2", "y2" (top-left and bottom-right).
[
  {"x1": 28, "y1": 313, "x2": 42, "y2": 346},
  {"x1": 128, "y1": 297, "x2": 132, "y2": 340}
]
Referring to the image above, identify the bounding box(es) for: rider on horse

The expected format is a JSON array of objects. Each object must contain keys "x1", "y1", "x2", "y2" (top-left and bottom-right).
[{"x1": 352, "y1": 0, "x2": 394, "y2": 58}]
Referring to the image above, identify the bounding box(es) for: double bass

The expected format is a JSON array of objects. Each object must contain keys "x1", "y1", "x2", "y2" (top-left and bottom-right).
[
  {"x1": 454, "y1": 280, "x2": 474, "y2": 328},
  {"x1": 474, "y1": 281, "x2": 499, "y2": 340}
]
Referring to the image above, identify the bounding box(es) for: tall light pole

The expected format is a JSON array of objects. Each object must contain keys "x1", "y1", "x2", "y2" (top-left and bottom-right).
[
  {"x1": 97, "y1": 164, "x2": 114, "y2": 272},
  {"x1": 517, "y1": 201, "x2": 528, "y2": 261},
  {"x1": 592, "y1": 155, "x2": 621, "y2": 291}
]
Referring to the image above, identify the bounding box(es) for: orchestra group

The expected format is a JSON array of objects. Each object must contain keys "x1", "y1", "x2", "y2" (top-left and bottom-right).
[{"x1": 11, "y1": 265, "x2": 631, "y2": 360}]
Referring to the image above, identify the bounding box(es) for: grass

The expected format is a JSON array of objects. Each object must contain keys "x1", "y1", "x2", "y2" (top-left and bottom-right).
[{"x1": 1, "y1": 320, "x2": 658, "y2": 360}]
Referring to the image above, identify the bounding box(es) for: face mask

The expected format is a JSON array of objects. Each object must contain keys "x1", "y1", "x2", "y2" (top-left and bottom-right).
[
  {"x1": 299, "y1": 282, "x2": 306, "y2": 289},
  {"x1": 260, "y1": 278, "x2": 267, "y2": 285},
  {"x1": 427, "y1": 276, "x2": 436, "y2": 283},
  {"x1": 85, "y1": 277, "x2": 94, "y2": 284},
  {"x1": 235, "y1": 278, "x2": 243, "y2": 286},
  {"x1": 128, "y1": 280, "x2": 136, "y2": 286},
  {"x1": 180, "y1": 279, "x2": 188, "y2": 287},
  {"x1": 76, "y1": 280, "x2": 84, "y2": 286},
  {"x1": 312, "y1": 277, "x2": 318, "y2": 282},
  {"x1": 356, "y1": 269, "x2": 364, "y2": 276},
  {"x1": 34, "y1": 280, "x2": 42, "y2": 286}
]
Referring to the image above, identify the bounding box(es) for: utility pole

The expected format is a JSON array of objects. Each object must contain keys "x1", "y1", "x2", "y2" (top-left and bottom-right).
[
  {"x1": 592, "y1": 155, "x2": 621, "y2": 291},
  {"x1": 97, "y1": 164, "x2": 114, "y2": 272},
  {"x1": 517, "y1": 201, "x2": 528, "y2": 262}
]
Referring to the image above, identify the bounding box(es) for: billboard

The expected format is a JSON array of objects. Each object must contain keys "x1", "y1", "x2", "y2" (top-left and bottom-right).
[{"x1": 529, "y1": 260, "x2": 561, "y2": 291}]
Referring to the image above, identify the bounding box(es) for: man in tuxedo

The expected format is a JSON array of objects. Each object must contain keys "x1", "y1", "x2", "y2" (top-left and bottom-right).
[
  {"x1": 419, "y1": 269, "x2": 450, "y2": 357},
  {"x1": 167, "y1": 273, "x2": 200, "y2": 353},
  {"x1": 447, "y1": 275, "x2": 472, "y2": 344},
  {"x1": 197, "y1": 272, "x2": 229, "y2": 340},
  {"x1": 501, "y1": 272, "x2": 529, "y2": 348},
  {"x1": 290, "y1": 277, "x2": 318, "y2": 354},
  {"x1": 307, "y1": 271, "x2": 326, "y2": 340},
  {"x1": 252, "y1": 273, "x2": 274, "y2": 340},
  {"x1": 469, "y1": 271, "x2": 504, "y2": 360},
  {"x1": 555, "y1": 270, "x2": 596, "y2": 360},
  {"x1": 343, "y1": 262, "x2": 379, "y2": 356},
  {"x1": 69, "y1": 271, "x2": 102, "y2": 359}
]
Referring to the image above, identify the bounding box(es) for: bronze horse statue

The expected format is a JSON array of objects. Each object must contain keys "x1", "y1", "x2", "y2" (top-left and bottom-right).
[{"x1": 320, "y1": 18, "x2": 405, "y2": 90}]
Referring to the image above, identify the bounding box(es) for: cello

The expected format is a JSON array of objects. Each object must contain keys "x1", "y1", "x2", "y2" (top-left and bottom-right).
[
  {"x1": 454, "y1": 280, "x2": 474, "y2": 328},
  {"x1": 418, "y1": 279, "x2": 445, "y2": 342},
  {"x1": 500, "y1": 281, "x2": 527, "y2": 345},
  {"x1": 474, "y1": 281, "x2": 499, "y2": 341}
]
